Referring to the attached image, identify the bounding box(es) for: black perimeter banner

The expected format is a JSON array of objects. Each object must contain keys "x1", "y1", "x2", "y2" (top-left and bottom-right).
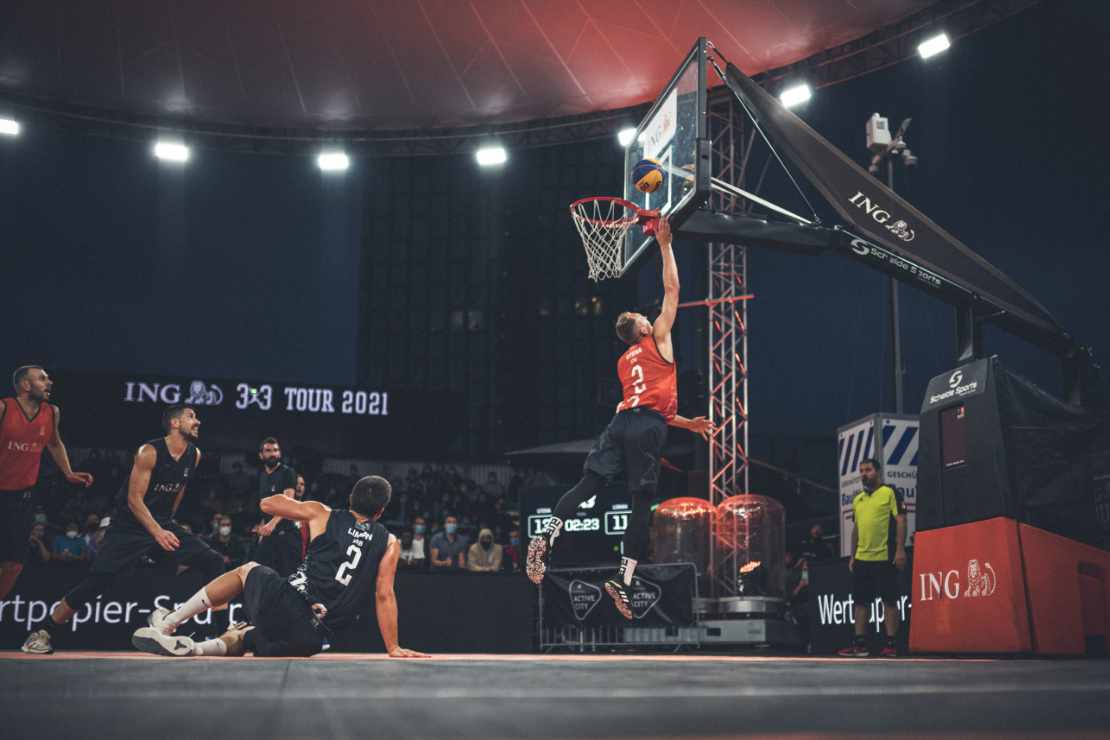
[
  {"x1": 42, "y1": 370, "x2": 464, "y2": 458},
  {"x1": 541, "y1": 563, "x2": 696, "y2": 629}
]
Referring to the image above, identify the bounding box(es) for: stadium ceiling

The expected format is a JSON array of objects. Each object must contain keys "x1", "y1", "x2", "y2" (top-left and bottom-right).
[{"x1": 0, "y1": 0, "x2": 1036, "y2": 153}]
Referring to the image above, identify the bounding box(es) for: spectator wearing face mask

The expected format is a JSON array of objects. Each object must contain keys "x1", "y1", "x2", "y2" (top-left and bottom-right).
[
  {"x1": 52, "y1": 522, "x2": 89, "y2": 563},
  {"x1": 430, "y1": 514, "x2": 468, "y2": 570},
  {"x1": 399, "y1": 530, "x2": 426, "y2": 570},
  {"x1": 503, "y1": 528, "x2": 523, "y2": 572},
  {"x1": 466, "y1": 528, "x2": 502, "y2": 573},
  {"x1": 27, "y1": 523, "x2": 51, "y2": 565},
  {"x1": 205, "y1": 515, "x2": 248, "y2": 568},
  {"x1": 411, "y1": 516, "x2": 428, "y2": 561}
]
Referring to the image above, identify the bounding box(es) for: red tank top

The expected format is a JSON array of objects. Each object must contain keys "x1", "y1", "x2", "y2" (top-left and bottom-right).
[
  {"x1": 615, "y1": 336, "x2": 678, "y2": 421},
  {"x1": 0, "y1": 398, "x2": 57, "y2": 491}
]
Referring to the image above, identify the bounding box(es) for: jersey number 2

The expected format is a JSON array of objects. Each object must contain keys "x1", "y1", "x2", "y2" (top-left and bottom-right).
[
  {"x1": 628, "y1": 364, "x2": 647, "y2": 407},
  {"x1": 335, "y1": 544, "x2": 362, "y2": 585}
]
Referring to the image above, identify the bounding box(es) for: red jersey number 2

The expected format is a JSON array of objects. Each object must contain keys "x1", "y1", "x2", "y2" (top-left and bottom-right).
[{"x1": 627, "y1": 362, "x2": 647, "y2": 407}]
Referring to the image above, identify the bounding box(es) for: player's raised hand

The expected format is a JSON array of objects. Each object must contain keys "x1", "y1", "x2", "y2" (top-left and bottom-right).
[
  {"x1": 656, "y1": 216, "x2": 672, "y2": 249},
  {"x1": 389, "y1": 645, "x2": 431, "y2": 659},
  {"x1": 687, "y1": 416, "x2": 714, "y2": 441},
  {"x1": 154, "y1": 527, "x2": 181, "y2": 552}
]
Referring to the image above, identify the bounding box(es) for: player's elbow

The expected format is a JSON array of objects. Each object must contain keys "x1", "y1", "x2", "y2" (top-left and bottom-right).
[{"x1": 376, "y1": 588, "x2": 395, "y2": 605}]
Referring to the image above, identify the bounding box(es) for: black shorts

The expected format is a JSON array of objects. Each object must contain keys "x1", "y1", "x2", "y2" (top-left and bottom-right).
[
  {"x1": 242, "y1": 565, "x2": 324, "y2": 657},
  {"x1": 91, "y1": 522, "x2": 219, "y2": 575},
  {"x1": 0, "y1": 490, "x2": 34, "y2": 565},
  {"x1": 852, "y1": 560, "x2": 899, "y2": 605},
  {"x1": 584, "y1": 408, "x2": 667, "y2": 490}
]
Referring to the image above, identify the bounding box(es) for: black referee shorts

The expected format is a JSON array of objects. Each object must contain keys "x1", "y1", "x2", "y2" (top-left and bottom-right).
[
  {"x1": 0, "y1": 490, "x2": 34, "y2": 565},
  {"x1": 852, "y1": 560, "x2": 899, "y2": 605},
  {"x1": 242, "y1": 565, "x2": 324, "y2": 658},
  {"x1": 584, "y1": 408, "x2": 667, "y2": 491}
]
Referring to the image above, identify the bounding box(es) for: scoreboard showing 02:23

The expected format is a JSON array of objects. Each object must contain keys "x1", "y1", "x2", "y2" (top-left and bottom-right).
[{"x1": 235, "y1": 384, "x2": 389, "y2": 416}]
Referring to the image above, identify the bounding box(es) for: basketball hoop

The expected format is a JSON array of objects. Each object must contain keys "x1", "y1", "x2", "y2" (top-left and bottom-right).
[{"x1": 569, "y1": 196, "x2": 659, "y2": 281}]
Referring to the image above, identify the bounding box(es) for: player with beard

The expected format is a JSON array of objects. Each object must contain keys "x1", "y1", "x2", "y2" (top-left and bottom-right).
[
  {"x1": 21, "y1": 405, "x2": 226, "y2": 654},
  {"x1": 132, "y1": 475, "x2": 427, "y2": 659},
  {"x1": 252, "y1": 437, "x2": 301, "y2": 576},
  {"x1": 0, "y1": 365, "x2": 93, "y2": 601}
]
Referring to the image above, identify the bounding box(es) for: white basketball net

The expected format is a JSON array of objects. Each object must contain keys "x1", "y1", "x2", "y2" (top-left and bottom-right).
[{"x1": 569, "y1": 198, "x2": 640, "y2": 281}]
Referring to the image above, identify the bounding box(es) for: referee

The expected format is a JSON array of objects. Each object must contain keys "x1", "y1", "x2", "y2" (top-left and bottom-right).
[
  {"x1": 838, "y1": 457, "x2": 907, "y2": 658},
  {"x1": 251, "y1": 437, "x2": 300, "y2": 577}
]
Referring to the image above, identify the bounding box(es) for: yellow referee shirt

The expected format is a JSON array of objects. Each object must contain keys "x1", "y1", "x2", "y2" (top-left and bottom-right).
[{"x1": 852, "y1": 485, "x2": 900, "y2": 562}]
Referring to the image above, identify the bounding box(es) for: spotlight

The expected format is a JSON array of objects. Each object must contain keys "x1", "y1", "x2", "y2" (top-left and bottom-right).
[
  {"x1": 779, "y1": 83, "x2": 812, "y2": 110},
  {"x1": 617, "y1": 127, "x2": 637, "y2": 148},
  {"x1": 918, "y1": 32, "x2": 951, "y2": 60},
  {"x1": 153, "y1": 141, "x2": 190, "y2": 163},
  {"x1": 0, "y1": 118, "x2": 20, "y2": 136},
  {"x1": 317, "y1": 151, "x2": 350, "y2": 172},
  {"x1": 475, "y1": 146, "x2": 507, "y2": 167}
]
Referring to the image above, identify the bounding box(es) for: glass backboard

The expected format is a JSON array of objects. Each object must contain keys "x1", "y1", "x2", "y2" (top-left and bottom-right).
[{"x1": 622, "y1": 38, "x2": 709, "y2": 274}]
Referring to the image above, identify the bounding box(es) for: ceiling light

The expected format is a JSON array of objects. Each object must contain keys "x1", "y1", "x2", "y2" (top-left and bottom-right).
[
  {"x1": 918, "y1": 32, "x2": 951, "y2": 60},
  {"x1": 475, "y1": 146, "x2": 507, "y2": 167},
  {"x1": 779, "y1": 84, "x2": 812, "y2": 109},
  {"x1": 0, "y1": 118, "x2": 20, "y2": 136},
  {"x1": 153, "y1": 141, "x2": 190, "y2": 163},
  {"x1": 618, "y1": 127, "x2": 637, "y2": 147},
  {"x1": 317, "y1": 151, "x2": 350, "y2": 172}
]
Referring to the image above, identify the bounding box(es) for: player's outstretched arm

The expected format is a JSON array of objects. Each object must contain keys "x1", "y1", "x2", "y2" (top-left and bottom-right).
[
  {"x1": 259, "y1": 495, "x2": 329, "y2": 523},
  {"x1": 670, "y1": 414, "x2": 714, "y2": 441},
  {"x1": 652, "y1": 218, "x2": 680, "y2": 353},
  {"x1": 376, "y1": 535, "x2": 430, "y2": 659},
  {"x1": 45, "y1": 406, "x2": 93, "y2": 488}
]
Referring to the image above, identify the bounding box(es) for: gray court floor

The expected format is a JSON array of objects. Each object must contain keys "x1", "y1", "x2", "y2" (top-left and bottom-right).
[{"x1": 3, "y1": 652, "x2": 1109, "y2": 738}]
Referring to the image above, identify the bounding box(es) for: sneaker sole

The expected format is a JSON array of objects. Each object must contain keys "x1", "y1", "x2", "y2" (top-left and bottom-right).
[
  {"x1": 20, "y1": 645, "x2": 52, "y2": 655},
  {"x1": 604, "y1": 582, "x2": 634, "y2": 620},
  {"x1": 131, "y1": 627, "x2": 192, "y2": 657}
]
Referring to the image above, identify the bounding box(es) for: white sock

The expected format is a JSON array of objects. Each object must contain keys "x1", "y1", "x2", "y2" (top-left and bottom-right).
[
  {"x1": 618, "y1": 556, "x2": 638, "y2": 586},
  {"x1": 165, "y1": 587, "x2": 213, "y2": 631},
  {"x1": 192, "y1": 637, "x2": 228, "y2": 657}
]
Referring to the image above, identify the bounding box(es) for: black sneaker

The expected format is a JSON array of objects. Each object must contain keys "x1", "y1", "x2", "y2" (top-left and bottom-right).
[
  {"x1": 604, "y1": 579, "x2": 634, "y2": 620},
  {"x1": 526, "y1": 537, "x2": 550, "y2": 585}
]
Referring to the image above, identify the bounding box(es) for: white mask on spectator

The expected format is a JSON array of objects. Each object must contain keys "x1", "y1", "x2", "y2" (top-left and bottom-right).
[
  {"x1": 66, "y1": 530, "x2": 78, "y2": 539},
  {"x1": 219, "y1": 525, "x2": 232, "y2": 537}
]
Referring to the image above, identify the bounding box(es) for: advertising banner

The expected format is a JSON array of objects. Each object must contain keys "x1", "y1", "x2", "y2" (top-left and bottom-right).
[
  {"x1": 806, "y1": 560, "x2": 913, "y2": 654},
  {"x1": 909, "y1": 517, "x2": 1032, "y2": 654},
  {"x1": 541, "y1": 563, "x2": 695, "y2": 630},
  {"x1": 837, "y1": 414, "x2": 919, "y2": 557},
  {"x1": 42, "y1": 370, "x2": 463, "y2": 457}
]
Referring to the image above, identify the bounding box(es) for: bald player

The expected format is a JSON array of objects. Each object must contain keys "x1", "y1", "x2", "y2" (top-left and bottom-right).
[
  {"x1": 0, "y1": 365, "x2": 93, "y2": 601},
  {"x1": 526, "y1": 218, "x2": 712, "y2": 618}
]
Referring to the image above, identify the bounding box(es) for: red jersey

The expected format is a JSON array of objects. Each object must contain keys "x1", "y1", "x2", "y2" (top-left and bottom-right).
[
  {"x1": 615, "y1": 336, "x2": 678, "y2": 421},
  {"x1": 0, "y1": 398, "x2": 57, "y2": 492}
]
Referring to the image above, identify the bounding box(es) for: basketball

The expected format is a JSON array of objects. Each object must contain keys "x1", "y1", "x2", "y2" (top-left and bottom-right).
[{"x1": 632, "y1": 158, "x2": 664, "y2": 194}]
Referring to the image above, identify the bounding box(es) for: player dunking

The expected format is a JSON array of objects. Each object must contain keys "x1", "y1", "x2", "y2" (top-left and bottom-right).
[
  {"x1": 131, "y1": 475, "x2": 428, "y2": 659},
  {"x1": 527, "y1": 218, "x2": 712, "y2": 618},
  {"x1": 0, "y1": 366, "x2": 93, "y2": 602},
  {"x1": 21, "y1": 405, "x2": 226, "y2": 654}
]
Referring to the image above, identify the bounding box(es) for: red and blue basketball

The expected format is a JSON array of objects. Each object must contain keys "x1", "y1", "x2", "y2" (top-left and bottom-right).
[{"x1": 632, "y1": 158, "x2": 664, "y2": 194}]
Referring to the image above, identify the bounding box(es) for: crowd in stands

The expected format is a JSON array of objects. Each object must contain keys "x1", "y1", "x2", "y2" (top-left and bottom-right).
[{"x1": 25, "y1": 448, "x2": 527, "y2": 575}]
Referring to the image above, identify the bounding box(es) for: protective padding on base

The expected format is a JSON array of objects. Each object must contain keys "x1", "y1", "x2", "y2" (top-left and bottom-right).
[{"x1": 909, "y1": 517, "x2": 1031, "y2": 654}]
